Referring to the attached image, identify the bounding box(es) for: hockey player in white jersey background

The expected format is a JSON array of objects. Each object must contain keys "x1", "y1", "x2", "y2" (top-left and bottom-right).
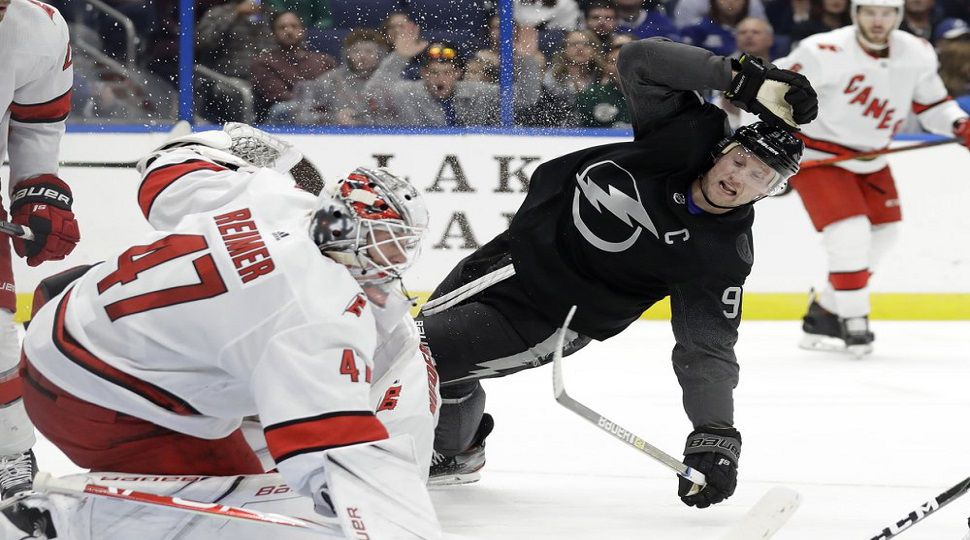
[
  {"x1": 774, "y1": 0, "x2": 970, "y2": 356},
  {"x1": 0, "y1": 0, "x2": 81, "y2": 500},
  {"x1": 6, "y1": 125, "x2": 442, "y2": 539}
]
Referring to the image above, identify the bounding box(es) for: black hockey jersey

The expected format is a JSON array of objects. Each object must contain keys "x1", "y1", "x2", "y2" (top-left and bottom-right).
[{"x1": 509, "y1": 38, "x2": 751, "y2": 429}]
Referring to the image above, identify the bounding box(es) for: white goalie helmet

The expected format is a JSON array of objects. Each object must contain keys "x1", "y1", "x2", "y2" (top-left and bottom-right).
[{"x1": 310, "y1": 167, "x2": 428, "y2": 284}]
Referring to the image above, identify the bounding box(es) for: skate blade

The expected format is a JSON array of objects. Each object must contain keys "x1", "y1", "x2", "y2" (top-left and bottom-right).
[
  {"x1": 427, "y1": 471, "x2": 482, "y2": 487},
  {"x1": 799, "y1": 334, "x2": 872, "y2": 358}
]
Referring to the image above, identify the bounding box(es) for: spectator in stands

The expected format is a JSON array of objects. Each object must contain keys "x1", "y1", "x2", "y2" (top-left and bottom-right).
[
  {"x1": 935, "y1": 19, "x2": 970, "y2": 112},
  {"x1": 573, "y1": 44, "x2": 630, "y2": 127},
  {"x1": 680, "y1": 0, "x2": 751, "y2": 57},
  {"x1": 381, "y1": 11, "x2": 426, "y2": 80},
  {"x1": 542, "y1": 29, "x2": 605, "y2": 104},
  {"x1": 287, "y1": 28, "x2": 392, "y2": 125},
  {"x1": 583, "y1": 0, "x2": 623, "y2": 52},
  {"x1": 735, "y1": 16, "x2": 775, "y2": 59},
  {"x1": 790, "y1": 0, "x2": 851, "y2": 44},
  {"x1": 610, "y1": 32, "x2": 636, "y2": 48},
  {"x1": 900, "y1": 0, "x2": 944, "y2": 41},
  {"x1": 196, "y1": 0, "x2": 275, "y2": 80},
  {"x1": 268, "y1": 0, "x2": 332, "y2": 29},
  {"x1": 514, "y1": 0, "x2": 583, "y2": 31},
  {"x1": 365, "y1": 38, "x2": 542, "y2": 126},
  {"x1": 765, "y1": 0, "x2": 811, "y2": 39},
  {"x1": 674, "y1": 0, "x2": 767, "y2": 27},
  {"x1": 464, "y1": 50, "x2": 500, "y2": 83},
  {"x1": 614, "y1": 0, "x2": 679, "y2": 40},
  {"x1": 252, "y1": 11, "x2": 337, "y2": 121}
]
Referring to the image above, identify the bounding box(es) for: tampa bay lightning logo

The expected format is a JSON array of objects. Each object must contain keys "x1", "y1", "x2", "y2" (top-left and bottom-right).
[{"x1": 572, "y1": 160, "x2": 659, "y2": 252}]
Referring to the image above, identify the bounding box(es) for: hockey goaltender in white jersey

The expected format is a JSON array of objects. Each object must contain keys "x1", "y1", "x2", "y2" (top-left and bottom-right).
[{"x1": 6, "y1": 125, "x2": 443, "y2": 539}]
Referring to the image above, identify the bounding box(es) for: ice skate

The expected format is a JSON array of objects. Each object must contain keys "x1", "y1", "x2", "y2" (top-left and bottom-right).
[
  {"x1": 799, "y1": 296, "x2": 874, "y2": 357},
  {"x1": 840, "y1": 316, "x2": 874, "y2": 358},
  {"x1": 429, "y1": 414, "x2": 494, "y2": 486},
  {"x1": 0, "y1": 450, "x2": 37, "y2": 500},
  {"x1": 799, "y1": 296, "x2": 844, "y2": 352}
]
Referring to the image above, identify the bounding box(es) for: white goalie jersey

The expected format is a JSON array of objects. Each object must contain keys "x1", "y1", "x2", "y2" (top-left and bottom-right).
[
  {"x1": 22, "y1": 148, "x2": 439, "y2": 498},
  {"x1": 774, "y1": 26, "x2": 967, "y2": 174}
]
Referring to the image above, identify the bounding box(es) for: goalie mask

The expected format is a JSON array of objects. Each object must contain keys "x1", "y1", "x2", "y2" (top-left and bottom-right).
[{"x1": 310, "y1": 168, "x2": 428, "y2": 284}]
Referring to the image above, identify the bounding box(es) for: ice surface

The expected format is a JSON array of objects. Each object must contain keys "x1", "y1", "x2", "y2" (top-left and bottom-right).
[{"x1": 35, "y1": 321, "x2": 970, "y2": 539}]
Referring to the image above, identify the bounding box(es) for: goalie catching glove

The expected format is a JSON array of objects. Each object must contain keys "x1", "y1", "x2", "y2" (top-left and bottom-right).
[
  {"x1": 726, "y1": 54, "x2": 818, "y2": 131},
  {"x1": 678, "y1": 426, "x2": 741, "y2": 508},
  {"x1": 10, "y1": 175, "x2": 80, "y2": 267}
]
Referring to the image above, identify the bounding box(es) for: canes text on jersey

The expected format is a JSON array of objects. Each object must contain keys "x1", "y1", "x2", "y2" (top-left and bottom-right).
[
  {"x1": 844, "y1": 74, "x2": 902, "y2": 132},
  {"x1": 213, "y1": 209, "x2": 276, "y2": 283}
]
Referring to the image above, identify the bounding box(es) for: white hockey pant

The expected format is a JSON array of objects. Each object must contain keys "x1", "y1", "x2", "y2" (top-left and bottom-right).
[
  {"x1": 818, "y1": 217, "x2": 899, "y2": 318},
  {"x1": 0, "y1": 309, "x2": 34, "y2": 455}
]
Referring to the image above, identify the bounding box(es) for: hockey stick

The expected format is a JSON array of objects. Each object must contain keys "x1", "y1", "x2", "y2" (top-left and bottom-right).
[
  {"x1": 32, "y1": 472, "x2": 341, "y2": 534},
  {"x1": 0, "y1": 221, "x2": 33, "y2": 241},
  {"x1": 551, "y1": 305, "x2": 707, "y2": 490},
  {"x1": 869, "y1": 476, "x2": 970, "y2": 539},
  {"x1": 801, "y1": 137, "x2": 961, "y2": 169}
]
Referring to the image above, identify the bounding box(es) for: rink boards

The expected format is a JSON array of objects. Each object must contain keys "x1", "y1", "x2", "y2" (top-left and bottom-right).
[{"x1": 5, "y1": 130, "x2": 969, "y2": 321}]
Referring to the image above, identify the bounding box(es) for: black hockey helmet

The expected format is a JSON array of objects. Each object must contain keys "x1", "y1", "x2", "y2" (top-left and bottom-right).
[{"x1": 713, "y1": 122, "x2": 804, "y2": 197}]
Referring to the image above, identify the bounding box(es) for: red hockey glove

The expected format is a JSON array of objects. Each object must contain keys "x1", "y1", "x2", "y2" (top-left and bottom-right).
[
  {"x1": 10, "y1": 174, "x2": 80, "y2": 267},
  {"x1": 954, "y1": 118, "x2": 970, "y2": 149}
]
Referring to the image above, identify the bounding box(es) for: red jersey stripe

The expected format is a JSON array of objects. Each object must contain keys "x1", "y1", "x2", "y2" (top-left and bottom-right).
[
  {"x1": 52, "y1": 288, "x2": 200, "y2": 415},
  {"x1": 264, "y1": 411, "x2": 389, "y2": 463},
  {"x1": 138, "y1": 160, "x2": 227, "y2": 219},
  {"x1": 0, "y1": 370, "x2": 23, "y2": 406},
  {"x1": 10, "y1": 89, "x2": 72, "y2": 123},
  {"x1": 829, "y1": 269, "x2": 871, "y2": 291},
  {"x1": 912, "y1": 96, "x2": 953, "y2": 115}
]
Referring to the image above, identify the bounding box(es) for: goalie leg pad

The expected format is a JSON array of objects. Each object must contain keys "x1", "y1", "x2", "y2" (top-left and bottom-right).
[
  {"x1": 28, "y1": 473, "x2": 343, "y2": 540},
  {"x1": 323, "y1": 435, "x2": 442, "y2": 540}
]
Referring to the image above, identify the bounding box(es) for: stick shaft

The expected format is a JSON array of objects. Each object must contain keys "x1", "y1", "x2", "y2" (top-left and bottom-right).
[
  {"x1": 0, "y1": 220, "x2": 34, "y2": 241},
  {"x1": 551, "y1": 306, "x2": 706, "y2": 487},
  {"x1": 801, "y1": 138, "x2": 959, "y2": 168},
  {"x1": 869, "y1": 476, "x2": 970, "y2": 539}
]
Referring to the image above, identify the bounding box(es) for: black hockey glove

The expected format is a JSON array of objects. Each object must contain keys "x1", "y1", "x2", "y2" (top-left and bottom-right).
[
  {"x1": 677, "y1": 426, "x2": 741, "y2": 508},
  {"x1": 725, "y1": 54, "x2": 818, "y2": 130}
]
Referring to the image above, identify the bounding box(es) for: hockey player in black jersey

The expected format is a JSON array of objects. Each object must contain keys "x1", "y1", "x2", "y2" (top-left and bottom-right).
[{"x1": 418, "y1": 37, "x2": 817, "y2": 509}]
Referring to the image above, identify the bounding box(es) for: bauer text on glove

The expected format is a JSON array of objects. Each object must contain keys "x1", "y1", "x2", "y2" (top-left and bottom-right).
[{"x1": 10, "y1": 174, "x2": 80, "y2": 267}]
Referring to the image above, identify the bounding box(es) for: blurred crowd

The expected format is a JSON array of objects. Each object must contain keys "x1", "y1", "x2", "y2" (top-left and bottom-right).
[{"x1": 48, "y1": 0, "x2": 970, "y2": 128}]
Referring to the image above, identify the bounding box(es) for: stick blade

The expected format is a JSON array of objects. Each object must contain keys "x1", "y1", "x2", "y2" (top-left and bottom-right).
[
  {"x1": 551, "y1": 306, "x2": 577, "y2": 400},
  {"x1": 721, "y1": 486, "x2": 802, "y2": 540}
]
